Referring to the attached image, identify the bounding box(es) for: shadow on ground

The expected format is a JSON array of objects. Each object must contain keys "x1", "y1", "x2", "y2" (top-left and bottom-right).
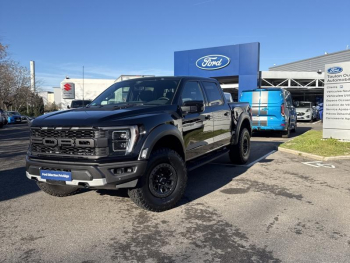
[
  {"x1": 252, "y1": 126, "x2": 311, "y2": 139},
  {"x1": 0, "y1": 167, "x2": 40, "y2": 202}
]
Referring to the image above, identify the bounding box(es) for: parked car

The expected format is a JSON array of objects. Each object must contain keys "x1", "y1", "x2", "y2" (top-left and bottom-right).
[
  {"x1": 7, "y1": 111, "x2": 22, "y2": 124},
  {"x1": 239, "y1": 88, "x2": 297, "y2": 138},
  {"x1": 3, "y1": 111, "x2": 9, "y2": 125},
  {"x1": 316, "y1": 102, "x2": 323, "y2": 122},
  {"x1": 26, "y1": 76, "x2": 252, "y2": 211},
  {"x1": 0, "y1": 109, "x2": 5, "y2": 128},
  {"x1": 295, "y1": 101, "x2": 316, "y2": 122}
]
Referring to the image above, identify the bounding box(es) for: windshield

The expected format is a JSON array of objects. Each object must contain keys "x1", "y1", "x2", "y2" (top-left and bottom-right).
[
  {"x1": 71, "y1": 100, "x2": 91, "y2": 108},
  {"x1": 9, "y1": 111, "x2": 20, "y2": 116},
  {"x1": 296, "y1": 102, "x2": 312, "y2": 108},
  {"x1": 90, "y1": 79, "x2": 179, "y2": 106}
]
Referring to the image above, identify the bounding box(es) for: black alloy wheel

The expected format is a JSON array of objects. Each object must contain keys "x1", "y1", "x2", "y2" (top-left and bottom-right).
[
  {"x1": 128, "y1": 148, "x2": 187, "y2": 212},
  {"x1": 149, "y1": 163, "x2": 177, "y2": 198}
]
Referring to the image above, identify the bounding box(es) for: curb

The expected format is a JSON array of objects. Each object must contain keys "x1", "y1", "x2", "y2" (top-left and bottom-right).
[{"x1": 277, "y1": 147, "x2": 350, "y2": 161}]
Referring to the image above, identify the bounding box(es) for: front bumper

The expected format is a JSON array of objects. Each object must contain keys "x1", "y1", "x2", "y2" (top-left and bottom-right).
[
  {"x1": 297, "y1": 115, "x2": 311, "y2": 120},
  {"x1": 252, "y1": 125, "x2": 286, "y2": 131},
  {"x1": 26, "y1": 156, "x2": 148, "y2": 189}
]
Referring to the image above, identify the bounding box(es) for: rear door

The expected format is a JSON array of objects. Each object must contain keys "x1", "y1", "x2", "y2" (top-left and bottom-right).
[
  {"x1": 201, "y1": 81, "x2": 231, "y2": 149},
  {"x1": 259, "y1": 90, "x2": 284, "y2": 128}
]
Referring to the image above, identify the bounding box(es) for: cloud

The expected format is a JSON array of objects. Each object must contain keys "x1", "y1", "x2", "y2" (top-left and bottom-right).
[{"x1": 35, "y1": 62, "x2": 173, "y2": 91}]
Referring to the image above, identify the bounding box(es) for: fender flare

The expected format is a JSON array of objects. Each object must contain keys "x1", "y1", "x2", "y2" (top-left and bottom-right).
[
  {"x1": 139, "y1": 124, "x2": 185, "y2": 160},
  {"x1": 232, "y1": 113, "x2": 252, "y2": 145}
]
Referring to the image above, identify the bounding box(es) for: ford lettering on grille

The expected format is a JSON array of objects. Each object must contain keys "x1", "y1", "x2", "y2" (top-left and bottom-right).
[
  {"x1": 30, "y1": 128, "x2": 100, "y2": 156},
  {"x1": 196, "y1": 55, "x2": 230, "y2": 70},
  {"x1": 41, "y1": 138, "x2": 94, "y2": 147}
]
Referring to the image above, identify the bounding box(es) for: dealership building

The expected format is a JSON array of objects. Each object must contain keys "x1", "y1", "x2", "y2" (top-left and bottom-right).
[
  {"x1": 45, "y1": 43, "x2": 350, "y2": 109},
  {"x1": 174, "y1": 44, "x2": 350, "y2": 104}
]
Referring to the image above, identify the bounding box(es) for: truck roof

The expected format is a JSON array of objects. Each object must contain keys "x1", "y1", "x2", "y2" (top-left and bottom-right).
[{"x1": 117, "y1": 76, "x2": 220, "y2": 83}]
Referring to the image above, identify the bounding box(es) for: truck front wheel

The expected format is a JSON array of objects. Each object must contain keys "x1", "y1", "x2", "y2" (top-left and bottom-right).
[
  {"x1": 128, "y1": 148, "x2": 187, "y2": 212},
  {"x1": 229, "y1": 128, "x2": 250, "y2": 164},
  {"x1": 37, "y1": 182, "x2": 80, "y2": 197}
]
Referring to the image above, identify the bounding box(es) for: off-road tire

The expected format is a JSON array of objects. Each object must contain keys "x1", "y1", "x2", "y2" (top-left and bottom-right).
[
  {"x1": 128, "y1": 148, "x2": 187, "y2": 212},
  {"x1": 37, "y1": 182, "x2": 80, "y2": 197},
  {"x1": 229, "y1": 128, "x2": 250, "y2": 164}
]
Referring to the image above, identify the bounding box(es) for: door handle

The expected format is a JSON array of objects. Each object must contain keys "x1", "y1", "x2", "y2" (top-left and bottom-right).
[{"x1": 224, "y1": 112, "x2": 229, "y2": 116}]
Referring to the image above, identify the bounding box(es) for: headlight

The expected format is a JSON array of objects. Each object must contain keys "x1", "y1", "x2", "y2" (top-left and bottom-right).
[{"x1": 111, "y1": 126, "x2": 139, "y2": 154}]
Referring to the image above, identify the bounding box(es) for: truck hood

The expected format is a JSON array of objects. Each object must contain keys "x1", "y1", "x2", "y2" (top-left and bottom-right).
[{"x1": 32, "y1": 104, "x2": 177, "y2": 127}]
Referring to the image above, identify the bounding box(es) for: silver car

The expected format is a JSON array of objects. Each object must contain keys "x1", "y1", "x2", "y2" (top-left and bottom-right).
[{"x1": 296, "y1": 101, "x2": 317, "y2": 122}]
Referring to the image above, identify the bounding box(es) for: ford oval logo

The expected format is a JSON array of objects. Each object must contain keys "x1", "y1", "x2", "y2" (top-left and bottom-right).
[
  {"x1": 327, "y1": 67, "x2": 343, "y2": 74},
  {"x1": 196, "y1": 55, "x2": 230, "y2": 70}
]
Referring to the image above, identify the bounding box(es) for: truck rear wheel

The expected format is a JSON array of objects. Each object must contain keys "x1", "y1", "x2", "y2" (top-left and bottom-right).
[
  {"x1": 229, "y1": 128, "x2": 250, "y2": 164},
  {"x1": 37, "y1": 182, "x2": 80, "y2": 197},
  {"x1": 128, "y1": 148, "x2": 187, "y2": 212}
]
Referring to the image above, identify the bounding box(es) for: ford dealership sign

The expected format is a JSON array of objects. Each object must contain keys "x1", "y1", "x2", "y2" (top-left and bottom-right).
[
  {"x1": 327, "y1": 66, "x2": 343, "y2": 74},
  {"x1": 196, "y1": 55, "x2": 230, "y2": 70}
]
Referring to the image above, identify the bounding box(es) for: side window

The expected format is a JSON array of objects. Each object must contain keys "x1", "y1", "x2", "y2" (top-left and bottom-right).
[
  {"x1": 181, "y1": 82, "x2": 204, "y2": 104},
  {"x1": 202, "y1": 82, "x2": 224, "y2": 106}
]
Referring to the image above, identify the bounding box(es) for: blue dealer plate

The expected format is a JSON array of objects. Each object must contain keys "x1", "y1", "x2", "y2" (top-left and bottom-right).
[{"x1": 40, "y1": 170, "x2": 72, "y2": 181}]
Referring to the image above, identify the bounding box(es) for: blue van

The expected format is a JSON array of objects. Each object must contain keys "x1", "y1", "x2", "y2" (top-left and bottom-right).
[{"x1": 239, "y1": 88, "x2": 297, "y2": 137}]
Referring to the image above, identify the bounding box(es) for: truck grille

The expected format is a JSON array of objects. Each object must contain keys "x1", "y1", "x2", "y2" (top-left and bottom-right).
[
  {"x1": 32, "y1": 145, "x2": 95, "y2": 156},
  {"x1": 30, "y1": 127, "x2": 108, "y2": 158},
  {"x1": 31, "y1": 129, "x2": 95, "y2": 139}
]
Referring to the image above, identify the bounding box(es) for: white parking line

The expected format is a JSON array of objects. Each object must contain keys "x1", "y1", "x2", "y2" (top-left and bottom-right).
[
  {"x1": 211, "y1": 150, "x2": 276, "y2": 168},
  {"x1": 302, "y1": 161, "x2": 335, "y2": 168}
]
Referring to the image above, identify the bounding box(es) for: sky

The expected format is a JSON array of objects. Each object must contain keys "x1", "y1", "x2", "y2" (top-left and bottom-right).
[{"x1": 1, "y1": 0, "x2": 350, "y2": 90}]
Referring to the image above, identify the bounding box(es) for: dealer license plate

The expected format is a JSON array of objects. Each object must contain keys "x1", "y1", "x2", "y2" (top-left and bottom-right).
[{"x1": 40, "y1": 170, "x2": 72, "y2": 181}]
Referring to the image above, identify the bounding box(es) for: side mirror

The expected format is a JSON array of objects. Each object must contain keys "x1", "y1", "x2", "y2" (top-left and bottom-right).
[
  {"x1": 181, "y1": 100, "x2": 204, "y2": 114},
  {"x1": 67, "y1": 105, "x2": 70, "y2": 109}
]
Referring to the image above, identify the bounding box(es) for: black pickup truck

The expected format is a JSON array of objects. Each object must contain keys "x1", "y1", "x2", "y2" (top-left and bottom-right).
[{"x1": 26, "y1": 77, "x2": 251, "y2": 211}]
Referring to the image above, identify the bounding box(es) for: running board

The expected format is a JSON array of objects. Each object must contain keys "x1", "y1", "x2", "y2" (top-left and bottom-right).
[{"x1": 187, "y1": 148, "x2": 229, "y2": 171}]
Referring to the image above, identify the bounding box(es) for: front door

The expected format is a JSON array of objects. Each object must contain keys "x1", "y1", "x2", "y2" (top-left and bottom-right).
[{"x1": 201, "y1": 81, "x2": 231, "y2": 149}]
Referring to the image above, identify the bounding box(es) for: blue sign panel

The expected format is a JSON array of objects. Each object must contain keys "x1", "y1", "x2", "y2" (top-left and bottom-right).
[
  {"x1": 40, "y1": 170, "x2": 72, "y2": 181},
  {"x1": 174, "y1": 42, "x2": 260, "y2": 95}
]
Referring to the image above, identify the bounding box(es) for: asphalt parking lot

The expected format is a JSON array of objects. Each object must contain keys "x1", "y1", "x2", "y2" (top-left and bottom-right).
[{"x1": 1, "y1": 122, "x2": 350, "y2": 263}]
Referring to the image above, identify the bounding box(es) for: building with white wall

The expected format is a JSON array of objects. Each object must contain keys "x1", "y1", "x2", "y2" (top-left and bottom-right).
[
  {"x1": 38, "y1": 91, "x2": 55, "y2": 105},
  {"x1": 221, "y1": 49, "x2": 350, "y2": 103},
  {"x1": 57, "y1": 78, "x2": 115, "y2": 109}
]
